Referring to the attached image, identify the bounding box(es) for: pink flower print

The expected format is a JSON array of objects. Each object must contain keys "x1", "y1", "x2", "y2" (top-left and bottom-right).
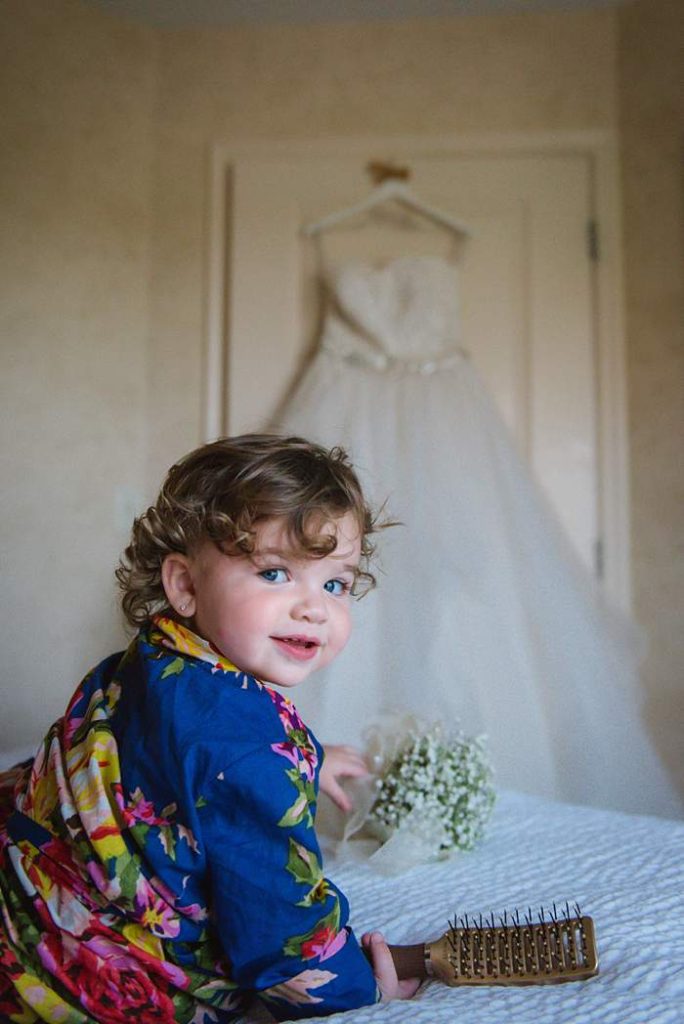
[
  {"x1": 272, "y1": 740, "x2": 317, "y2": 782},
  {"x1": 271, "y1": 741, "x2": 300, "y2": 769},
  {"x1": 298, "y1": 744, "x2": 318, "y2": 782},
  {"x1": 128, "y1": 788, "x2": 171, "y2": 826},
  {"x1": 36, "y1": 933, "x2": 67, "y2": 977},
  {"x1": 145, "y1": 872, "x2": 207, "y2": 924},
  {"x1": 180, "y1": 901, "x2": 207, "y2": 923},
  {"x1": 63, "y1": 685, "x2": 89, "y2": 742},
  {"x1": 262, "y1": 969, "x2": 337, "y2": 1008},
  {"x1": 116, "y1": 786, "x2": 173, "y2": 830},
  {"x1": 134, "y1": 877, "x2": 181, "y2": 939},
  {"x1": 301, "y1": 925, "x2": 348, "y2": 962},
  {"x1": 83, "y1": 930, "x2": 189, "y2": 993},
  {"x1": 36, "y1": 925, "x2": 179, "y2": 1023},
  {"x1": 278, "y1": 706, "x2": 297, "y2": 734},
  {"x1": 112, "y1": 781, "x2": 129, "y2": 822},
  {"x1": 86, "y1": 856, "x2": 122, "y2": 902},
  {"x1": 268, "y1": 689, "x2": 304, "y2": 735},
  {"x1": 157, "y1": 957, "x2": 191, "y2": 989},
  {"x1": 83, "y1": 934, "x2": 142, "y2": 971},
  {"x1": 63, "y1": 711, "x2": 85, "y2": 746}
]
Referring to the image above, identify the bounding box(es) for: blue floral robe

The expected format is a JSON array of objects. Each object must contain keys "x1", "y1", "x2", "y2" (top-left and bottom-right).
[{"x1": 0, "y1": 616, "x2": 379, "y2": 1022}]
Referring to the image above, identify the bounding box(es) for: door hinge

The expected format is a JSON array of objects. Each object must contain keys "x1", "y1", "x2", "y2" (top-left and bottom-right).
[
  {"x1": 587, "y1": 220, "x2": 600, "y2": 262},
  {"x1": 594, "y1": 538, "x2": 604, "y2": 578}
]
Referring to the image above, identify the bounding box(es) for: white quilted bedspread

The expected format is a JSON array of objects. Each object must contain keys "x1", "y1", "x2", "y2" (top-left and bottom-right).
[{"x1": 254, "y1": 791, "x2": 684, "y2": 1024}]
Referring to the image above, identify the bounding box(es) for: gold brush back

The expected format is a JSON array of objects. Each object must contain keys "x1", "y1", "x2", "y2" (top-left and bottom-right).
[{"x1": 428, "y1": 907, "x2": 599, "y2": 986}]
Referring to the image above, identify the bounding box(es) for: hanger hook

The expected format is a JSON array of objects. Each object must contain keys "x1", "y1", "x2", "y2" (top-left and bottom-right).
[{"x1": 366, "y1": 161, "x2": 412, "y2": 186}]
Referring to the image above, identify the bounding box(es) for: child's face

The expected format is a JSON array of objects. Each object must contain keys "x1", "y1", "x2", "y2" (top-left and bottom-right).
[{"x1": 179, "y1": 513, "x2": 361, "y2": 687}]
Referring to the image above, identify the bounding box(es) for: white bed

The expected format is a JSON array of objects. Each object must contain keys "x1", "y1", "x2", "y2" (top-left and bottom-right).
[{"x1": 252, "y1": 790, "x2": 684, "y2": 1024}]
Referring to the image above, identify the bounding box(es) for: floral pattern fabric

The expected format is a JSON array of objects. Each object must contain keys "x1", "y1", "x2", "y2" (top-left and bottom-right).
[{"x1": 0, "y1": 617, "x2": 378, "y2": 1022}]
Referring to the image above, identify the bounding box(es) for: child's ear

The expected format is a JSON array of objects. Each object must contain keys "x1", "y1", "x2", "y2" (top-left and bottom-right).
[{"x1": 161, "y1": 553, "x2": 196, "y2": 618}]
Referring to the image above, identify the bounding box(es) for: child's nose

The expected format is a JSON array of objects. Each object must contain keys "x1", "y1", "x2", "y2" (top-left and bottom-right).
[{"x1": 291, "y1": 587, "x2": 327, "y2": 624}]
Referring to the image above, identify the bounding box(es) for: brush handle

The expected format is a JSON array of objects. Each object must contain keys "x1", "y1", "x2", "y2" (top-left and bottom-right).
[{"x1": 388, "y1": 943, "x2": 429, "y2": 980}]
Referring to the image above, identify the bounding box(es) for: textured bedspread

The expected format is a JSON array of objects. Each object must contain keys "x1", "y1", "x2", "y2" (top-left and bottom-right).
[{"x1": 252, "y1": 790, "x2": 684, "y2": 1024}]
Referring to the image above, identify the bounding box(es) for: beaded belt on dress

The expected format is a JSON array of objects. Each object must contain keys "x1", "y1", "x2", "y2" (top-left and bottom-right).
[{"x1": 321, "y1": 339, "x2": 469, "y2": 376}]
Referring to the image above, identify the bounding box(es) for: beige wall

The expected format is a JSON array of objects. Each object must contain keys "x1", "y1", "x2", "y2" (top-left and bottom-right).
[
  {"x1": 618, "y1": 0, "x2": 684, "y2": 794},
  {"x1": 1, "y1": 0, "x2": 681, "y2": 799},
  {"x1": 0, "y1": 0, "x2": 157, "y2": 746}
]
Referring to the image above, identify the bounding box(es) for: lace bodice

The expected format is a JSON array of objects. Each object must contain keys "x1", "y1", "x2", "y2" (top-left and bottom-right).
[{"x1": 322, "y1": 256, "x2": 464, "y2": 369}]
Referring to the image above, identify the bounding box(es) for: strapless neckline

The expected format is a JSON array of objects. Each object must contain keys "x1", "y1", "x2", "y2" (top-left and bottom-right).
[{"x1": 321, "y1": 255, "x2": 462, "y2": 361}]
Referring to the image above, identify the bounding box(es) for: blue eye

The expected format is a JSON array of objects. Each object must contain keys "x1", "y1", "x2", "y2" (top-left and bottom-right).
[
  {"x1": 259, "y1": 568, "x2": 288, "y2": 584},
  {"x1": 324, "y1": 578, "x2": 349, "y2": 596}
]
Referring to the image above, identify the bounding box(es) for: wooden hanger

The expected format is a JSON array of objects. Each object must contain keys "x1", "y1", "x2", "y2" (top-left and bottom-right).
[{"x1": 301, "y1": 179, "x2": 472, "y2": 238}]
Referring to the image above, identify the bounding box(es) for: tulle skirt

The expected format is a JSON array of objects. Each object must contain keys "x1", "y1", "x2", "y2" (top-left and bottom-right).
[{"x1": 273, "y1": 349, "x2": 682, "y2": 818}]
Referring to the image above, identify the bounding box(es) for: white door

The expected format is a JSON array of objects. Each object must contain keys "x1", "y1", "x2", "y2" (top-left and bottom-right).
[{"x1": 223, "y1": 151, "x2": 598, "y2": 572}]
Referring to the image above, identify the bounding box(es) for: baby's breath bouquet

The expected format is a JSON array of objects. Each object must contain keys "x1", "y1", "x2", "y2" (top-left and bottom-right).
[
  {"x1": 338, "y1": 715, "x2": 495, "y2": 874},
  {"x1": 367, "y1": 724, "x2": 496, "y2": 856}
]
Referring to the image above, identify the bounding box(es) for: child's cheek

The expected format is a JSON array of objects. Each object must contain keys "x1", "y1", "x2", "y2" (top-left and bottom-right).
[{"x1": 334, "y1": 609, "x2": 353, "y2": 655}]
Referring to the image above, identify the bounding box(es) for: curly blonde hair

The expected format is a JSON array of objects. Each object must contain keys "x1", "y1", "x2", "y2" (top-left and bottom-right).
[{"x1": 116, "y1": 434, "x2": 379, "y2": 628}]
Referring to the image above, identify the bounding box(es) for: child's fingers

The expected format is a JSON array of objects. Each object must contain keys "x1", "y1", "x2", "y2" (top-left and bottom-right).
[
  {"x1": 323, "y1": 744, "x2": 370, "y2": 774},
  {"x1": 335, "y1": 744, "x2": 369, "y2": 763},
  {"x1": 361, "y1": 931, "x2": 417, "y2": 1002},
  {"x1": 397, "y1": 976, "x2": 422, "y2": 998},
  {"x1": 319, "y1": 745, "x2": 371, "y2": 812},
  {"x1": 361, "y1": 932, "x2": 421, "y2": 1001},
  {"x1": 324, "y1": 777, "x2": 352, "y2": 813},
  {"x1": 343, "y1": 763, "x2": 370, "y2": 778},
  {"x1": 362, "y1": 932, "x2": 394, "y2": 998}
]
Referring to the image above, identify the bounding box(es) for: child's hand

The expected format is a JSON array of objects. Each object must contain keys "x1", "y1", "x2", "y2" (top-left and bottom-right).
[
  {"x1": 319, "y1": 744, "x2": 369, "y2": 813},
  {"x1": 361, "y1": 931, "x2": 421, "y2": 1001}
]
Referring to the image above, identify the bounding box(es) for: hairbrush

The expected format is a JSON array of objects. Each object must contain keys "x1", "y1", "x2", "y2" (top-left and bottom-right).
[{"x1": 391, "y1": 903, "x2": 599, "y2": 986}]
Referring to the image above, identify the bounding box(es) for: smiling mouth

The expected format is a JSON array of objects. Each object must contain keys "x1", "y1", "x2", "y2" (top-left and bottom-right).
[{"x1": 271, "y1": 636, "x2": 321, "y2": 661}]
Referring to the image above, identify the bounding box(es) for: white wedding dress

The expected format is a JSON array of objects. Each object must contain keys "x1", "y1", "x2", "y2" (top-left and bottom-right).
[{"x1": 274, "y1": 256, "x2": 681, "y2": 818}]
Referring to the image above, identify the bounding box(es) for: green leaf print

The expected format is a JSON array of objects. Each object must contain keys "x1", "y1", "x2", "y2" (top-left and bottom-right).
[
  {"x1": 192, "y1": 978, "x2": 242, "y2": 1009},
  {"x1": 286, "y1": 838, "x2": 329, "y2": 907},
  {"x1": 117, "y1": 851, "x2": 145, "y2": 907},
  {"x1": 285, "y1": 838, "x2": 322, "y2": 887},
  {"x1": 158, "y1": 824, "x2": 176, "y2": 860},
  {"x1": 288, "y1": 727, "x2": 310, "y2": 748},
  {"x1": 295, "y1": 880, "x2": 329, "y2": 910},
  {"x1": 278, "y1": 769, "x2": 317, "y2": 828},
  {"x1": 278, "y1": 796, "x2": 308, "y2": 828},
  {"x1": 161, "y1": 657, "x2": 186, "y2": 679}
]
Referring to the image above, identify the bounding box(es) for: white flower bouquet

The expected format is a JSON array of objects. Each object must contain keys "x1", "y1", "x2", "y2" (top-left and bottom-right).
[
  {"x1": 336, "y1": 715, "x2": 495, "y2": 874},
  {"x1": 367, "y1": 724, "x2": 496, "y2": 856}
]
